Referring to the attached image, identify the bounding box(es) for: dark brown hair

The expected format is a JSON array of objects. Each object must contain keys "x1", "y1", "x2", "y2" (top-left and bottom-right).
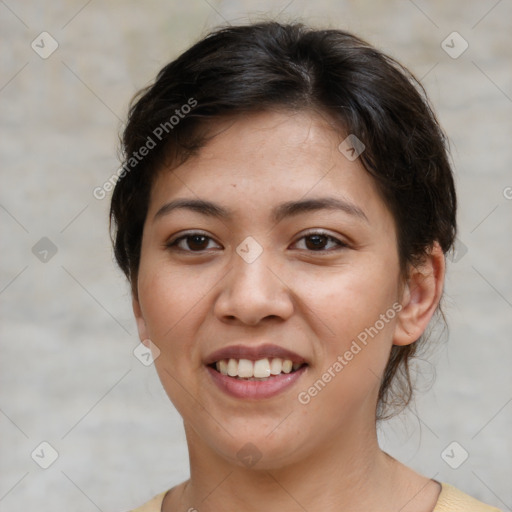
[{"x1": 110, "y1": 21, "x2": 456, "y2": 419}]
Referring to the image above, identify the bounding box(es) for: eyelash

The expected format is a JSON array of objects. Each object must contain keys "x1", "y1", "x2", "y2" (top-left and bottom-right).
[{"x1": 165, "y1": 230, "x2": 348, "y2": 253}]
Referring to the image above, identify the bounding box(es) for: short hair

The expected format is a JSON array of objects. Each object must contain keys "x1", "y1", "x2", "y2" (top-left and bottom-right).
[{"x1": 110, "y1": 21, "x2": 457, "y2": 419}]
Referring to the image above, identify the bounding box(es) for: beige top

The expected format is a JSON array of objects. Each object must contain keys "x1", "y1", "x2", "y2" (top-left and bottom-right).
[{"x1": 128, "y1": 482, "x2": 502, "y2": 511}]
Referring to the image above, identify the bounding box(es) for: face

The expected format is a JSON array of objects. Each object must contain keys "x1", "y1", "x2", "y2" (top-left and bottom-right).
[{"x1": 133, "y1": 110, "x2": 405, "y2": 469}]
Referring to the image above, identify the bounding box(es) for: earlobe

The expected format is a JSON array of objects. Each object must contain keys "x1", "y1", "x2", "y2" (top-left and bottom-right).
[
  {"x1": 132, "y1": 295, "x2": 149, "y2": 343},
  {"x1": 393, "y1": 243, "x2": 445, "y2": 346}
]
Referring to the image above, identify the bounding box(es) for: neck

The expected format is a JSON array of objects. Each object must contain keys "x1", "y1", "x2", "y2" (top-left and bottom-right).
[{"x1": 168, "y1": 421, "x2": 411, "y2": 512}]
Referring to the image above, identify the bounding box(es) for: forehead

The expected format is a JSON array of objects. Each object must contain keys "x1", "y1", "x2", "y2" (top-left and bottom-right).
[{"x1": 147, "y1": 110, "x2": 388, "y2": 223}]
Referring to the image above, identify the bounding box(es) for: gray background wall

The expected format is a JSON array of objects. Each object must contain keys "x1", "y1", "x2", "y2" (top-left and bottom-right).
[{"x1": 1, "y1": 1, "x2": 511, "y2": 511}]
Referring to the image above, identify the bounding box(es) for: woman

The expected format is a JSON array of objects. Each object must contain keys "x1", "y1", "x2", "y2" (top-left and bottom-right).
[{"x1": 110, "y1": 21, "x2": 501, "y2": 512}]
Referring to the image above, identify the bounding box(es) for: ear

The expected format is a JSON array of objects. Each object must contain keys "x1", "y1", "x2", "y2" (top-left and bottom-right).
[
  {"x1": 132, "y1": 293, "x2": 150, "y2": 345},
  {"x1": 393, "y1": 242, "x2": 445, "y2": 346}
]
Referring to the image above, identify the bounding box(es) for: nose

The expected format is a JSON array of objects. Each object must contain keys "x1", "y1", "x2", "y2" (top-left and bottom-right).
[{"x1": 213, "y1": 250, "x2": 294, "y2": 326}]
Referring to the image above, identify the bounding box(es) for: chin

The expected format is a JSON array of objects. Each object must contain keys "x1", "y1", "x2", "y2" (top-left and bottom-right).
[{"x1": 199, "y1": 420, "x2": 312, "y2": 471}]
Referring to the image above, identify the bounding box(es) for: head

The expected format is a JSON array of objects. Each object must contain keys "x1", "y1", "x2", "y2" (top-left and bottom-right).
[{"x1": 110, "y1": 22, "x2": 456, "y2": 466}]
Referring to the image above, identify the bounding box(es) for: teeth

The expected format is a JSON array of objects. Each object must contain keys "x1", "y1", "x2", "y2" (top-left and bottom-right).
[
  {"x1": 282, "y1": 359, "x2": 293, "y2": 374},
  {"x1": 270, "y1": 358, "x2": 282, "y2": 375},
  {"x1": 218, "y1": 359, "x2": 229, "y2": 375},
  {"x1": 215, "y1": 358, "x2": 301, "y2": 379},
  {"x1": 254, "y1": 358, "x2": 271, "y2": 378},
  {"x1": 227, "y1": 358, "x2": 238, "y2": 377},
  {"x1": 238, "y1": 359, "x2": 253, "y2": 378}
]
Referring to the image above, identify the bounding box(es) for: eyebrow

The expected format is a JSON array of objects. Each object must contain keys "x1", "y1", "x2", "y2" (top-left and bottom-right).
[{"x1": 153, "y1": 196, "x2": 368, "y2": 224}]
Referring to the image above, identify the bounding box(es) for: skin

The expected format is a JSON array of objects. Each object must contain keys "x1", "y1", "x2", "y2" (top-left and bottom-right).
[{"x1": 132, "y1": 110, "x2": 445, "y2": 512}]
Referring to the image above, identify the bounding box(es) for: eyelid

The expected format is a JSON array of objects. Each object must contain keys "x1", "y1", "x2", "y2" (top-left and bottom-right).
[
  {"x1": 166, "y1": 229, "x2": 210, "y2": 242},
  {"x1": 299, "y1": 228, "x2": 342, "y2": 238}
]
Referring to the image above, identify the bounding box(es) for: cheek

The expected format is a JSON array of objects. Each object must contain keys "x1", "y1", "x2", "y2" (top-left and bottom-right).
[
  {"x1": 292, "y1": 256, "x2": 400, "y2": 409},
  {"x1": 295, "y1": 260, "x2": 400, "y2": 341},
  {"x1": 138, "y1": 264, "x2": 213, "y2": 414},
  {"x1": 137, "y1": 263, "x2": 209, "y2": 363}
]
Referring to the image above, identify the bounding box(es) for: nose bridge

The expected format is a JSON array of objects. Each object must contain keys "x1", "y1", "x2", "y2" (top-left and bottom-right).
[
  {"x1": 233, "y1": 247, "x2": 274, "y2": 292},
  {"x1": 214, "y1": 242, "x2": 293, "y2": 324}
]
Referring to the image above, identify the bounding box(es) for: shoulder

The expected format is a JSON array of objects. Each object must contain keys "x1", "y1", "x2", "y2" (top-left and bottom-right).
[
  {"x1": 126, "y1": 491, "x2": 167, "y2": 512},
  {"x1": 434, "y1": 482, "x2": 502, "y2": 512},
  {"x1": 125, "y1": 482, "x2": 503, "y2": 512}
]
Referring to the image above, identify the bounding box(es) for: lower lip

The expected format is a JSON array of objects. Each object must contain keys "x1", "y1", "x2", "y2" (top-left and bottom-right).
[{"x1": 206, "y1": 365, "x2": 307, "y2": 400}]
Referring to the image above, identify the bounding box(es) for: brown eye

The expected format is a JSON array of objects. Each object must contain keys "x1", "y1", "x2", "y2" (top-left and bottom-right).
[
  {"x1": 185, "y1": 235, "x2": 210, "y2": 251},
  {"x1": 293, "y1": 231, "x2": 347, "y2": 252},
  {"x1": 305, "y1": 234, "x2": 329, "y2": 250},
  {"x1": 167, "y1": 233, "x2": 221, "y2": 252}
]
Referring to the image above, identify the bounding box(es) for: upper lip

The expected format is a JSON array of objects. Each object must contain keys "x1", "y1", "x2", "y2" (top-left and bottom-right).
[{"x1": 204, "y1": 344, "x2": 307, "y2": 365}]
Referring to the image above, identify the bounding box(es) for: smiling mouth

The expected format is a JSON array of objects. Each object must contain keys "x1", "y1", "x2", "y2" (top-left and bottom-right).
[{"x1": 208, "y1": 358, "x2": 307, "y2": 380}]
